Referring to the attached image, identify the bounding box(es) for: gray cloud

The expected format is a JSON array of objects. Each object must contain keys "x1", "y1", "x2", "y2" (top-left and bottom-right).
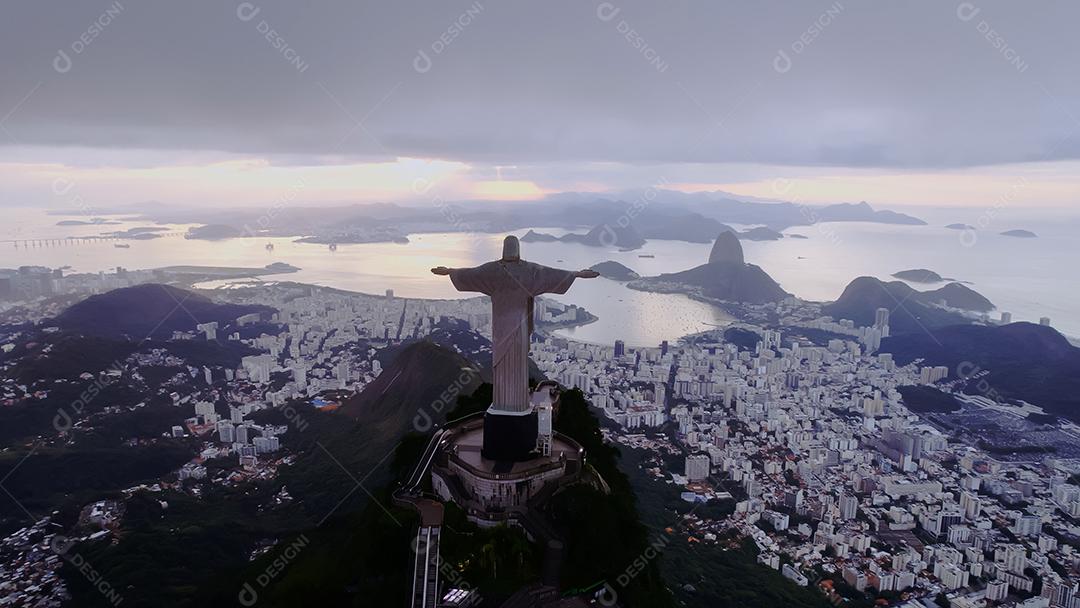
[{"x1": 1, "y1": 0, "x2": 1078, "y2": 168}]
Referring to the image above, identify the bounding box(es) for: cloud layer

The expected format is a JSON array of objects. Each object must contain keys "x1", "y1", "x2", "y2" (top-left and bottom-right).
[{"x1": 2, "y1": 0, "x2": 1078, "y2": 169}]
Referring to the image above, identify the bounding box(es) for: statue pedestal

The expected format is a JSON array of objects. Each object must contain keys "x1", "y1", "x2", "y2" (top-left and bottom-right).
[{"x1": 481, "y1": 406, "x2": 538, "y2": 462}]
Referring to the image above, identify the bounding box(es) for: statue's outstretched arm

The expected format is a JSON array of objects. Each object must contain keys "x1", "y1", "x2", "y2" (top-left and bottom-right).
[
  {"x1": 432, "y1": 264, "x2": 495, "y2": 295},
  {"x1": 575, "y1": 269, "x2": 600, "y2": 279}
]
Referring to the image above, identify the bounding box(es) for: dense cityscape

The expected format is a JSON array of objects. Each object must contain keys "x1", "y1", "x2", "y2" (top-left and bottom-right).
[{"x1": 2, "y1": 262, "x2": 1079, "y2": 607}]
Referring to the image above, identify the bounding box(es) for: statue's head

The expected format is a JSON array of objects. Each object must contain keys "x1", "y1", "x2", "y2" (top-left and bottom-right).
[{"x1": 502, "y1": 235, "x2": 521, "y2": 261}]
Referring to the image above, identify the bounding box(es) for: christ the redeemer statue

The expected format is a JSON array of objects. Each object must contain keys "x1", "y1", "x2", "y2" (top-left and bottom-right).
[{"x1": 432, "y1": 235, "x2": 598, "y2": 461}]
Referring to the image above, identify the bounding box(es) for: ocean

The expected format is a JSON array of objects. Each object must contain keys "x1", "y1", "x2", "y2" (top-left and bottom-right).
[{"x1": 5, "y1": 207, "x2": 1078, "y2": 345}]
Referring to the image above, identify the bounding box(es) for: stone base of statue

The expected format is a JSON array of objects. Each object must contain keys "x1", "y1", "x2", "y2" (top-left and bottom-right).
[
  {"x1": 482, "y1": 407, "x2": 539, "y2": 462},
  {"x1": 429, "y1": 384, "x2": 585, "y2": 528}
]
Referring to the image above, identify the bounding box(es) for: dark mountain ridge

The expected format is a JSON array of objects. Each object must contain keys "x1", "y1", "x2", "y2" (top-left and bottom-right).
[
  {"x1": 564, "y1": 222, "x2": 646, "y2": 249},
  {"x1": 882, "y1": 322, "x2": 1080, "y2": 421},
  {"x1": 923, "y1": 282, "x2": 994, "y2": 312},
  {"x1": 53, "y1": 284, "x2": 273, "y2": 340},
  {"x1": 823, "y1": 276, "x2": 992, "y2": 335}
]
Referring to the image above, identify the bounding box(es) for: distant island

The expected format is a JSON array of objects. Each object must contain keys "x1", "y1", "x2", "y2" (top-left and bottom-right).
[
  {"x1": 891, "y1": 268, "x2": 946, "y2": 283},
  {"x1": 564, "y1": 223, "x2": 645, "y2": 249},
  {"x1": 134, "y1": 263, "x2": 300, "y2": 288},
  {"x1": 588, "y1": 260, "x2": 639, "y2": 281},
  {"x1": 1001, "y1": 229, "x2": 1037, "y2": 238},
  {"x1": 56, "y1": 218, "x2": 121, "y2": 226},
  {"x1": 520, "y1": 229, "x2": 559, "y2": 242},
  {"x1": 945, "y1": 223, "x2": 975, "y2": 230},
  {"x1": 521, "y1": 223, "x2": 646, "y2": 250},
  {"x1": 296, "y1": 233, "x2": 409, "y2": 245},
  {"x1": 105, "y1": 193, "x2": 928, "y2": 249},
  {"x1": 104, "y1": 226, "x2": 171, "y2": 240},
  {"x1": 186, "y1": 224, "x2": 243, "y2": 240},
  {"x1": 152, "y1": 263, "x2": 299, "y2": 279},
  {"x1": 737, "y1": 226, "x2": 784, "y2": 241},
  {"x1": 788, "y1": 233, "x2": 808, "y2": 239}
]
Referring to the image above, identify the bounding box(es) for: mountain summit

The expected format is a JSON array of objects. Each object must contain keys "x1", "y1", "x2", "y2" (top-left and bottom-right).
[{"x1": 708, "y1": 230, "x2": 745, "y2": 265}]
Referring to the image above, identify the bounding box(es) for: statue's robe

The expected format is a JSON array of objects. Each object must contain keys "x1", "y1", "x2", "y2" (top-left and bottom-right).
[{"x1": 447, "y1": 260, "x2": 578, "y2": 412}]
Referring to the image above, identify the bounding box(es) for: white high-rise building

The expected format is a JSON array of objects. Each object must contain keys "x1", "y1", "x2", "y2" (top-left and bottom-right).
[
  {"x1": 1003, "y1": 544, "x2": 1027, "y2": 575},
  {"x1": 1013, "y1": 514, "x2": 1041, "y2": 537},
  {"x1": 874, "y1": 307, "x2": 890, "y2": 332},
  {"x1": 935, "y1": 562, "x2": 968, "y2": 590},
  {"x1": 194, "y1": 401, "x2": 219, "y2": 424},
  {"x1": 242, "y1": 354, "x2": 274, "y2": 383},
  {"x1": 839, "y1": 493, "x2": 858, "y2": 521},
  {"x1": 684, "y1": 453, "x2": 710, "y2": 482},
  {"x1": 960, "y1": 491, "x2": 981, "y2": 520},
  {"x1": 984, "y1": 580, "x2": 1008, "y2": 602},
  {"x1": 218, "y1": 422, "x2": 235, "y2": 443},
  {"x1": 253, "y1": 436, "x2": 280, "y2": 454},
  {"x1": 194, "y1": 401, "x2": 215, "y2": 417},
  {"x1": 292, "y1": 363, "x2": 307, "y2": 388},
  {"x1": 337, "y1": 361, "x2": 350, "y2": 388}
]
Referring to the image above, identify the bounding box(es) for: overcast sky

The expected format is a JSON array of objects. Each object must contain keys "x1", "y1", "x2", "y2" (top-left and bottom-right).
[{"x1": 2, "y1": 0, "x2": 1078, "y2": 209}]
